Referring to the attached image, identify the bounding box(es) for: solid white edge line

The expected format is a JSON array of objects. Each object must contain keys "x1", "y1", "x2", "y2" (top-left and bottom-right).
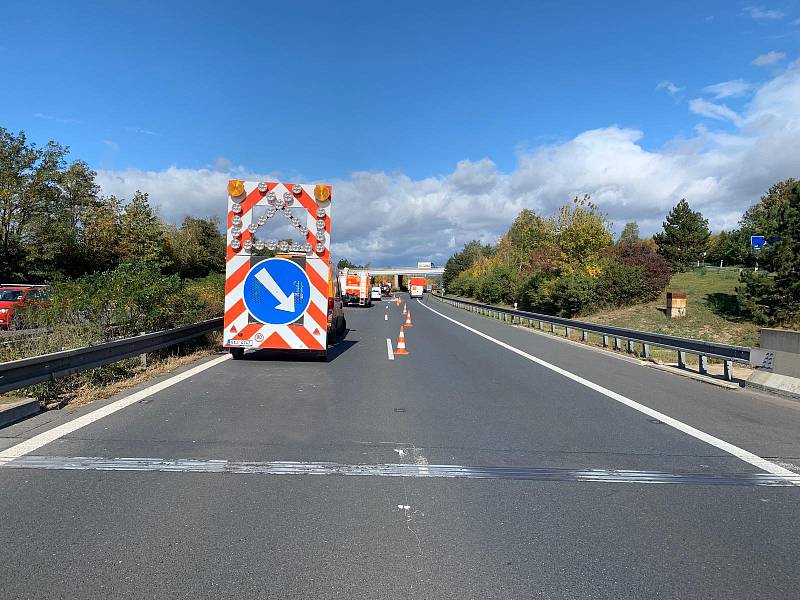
[
  {"x1": 0, "y1": 353, "x2": 232, "y2": 463},
  {"x1": 417, "y1": 299, "x2": 799, "y2": 484},
  {"x1": 386, "y1": 338, "x2": 395, "y2": 361}
]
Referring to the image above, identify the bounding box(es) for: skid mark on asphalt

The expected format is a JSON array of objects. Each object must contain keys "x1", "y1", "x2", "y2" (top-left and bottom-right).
[
  {"x1": 3, "y1": 455, "x2": 799, "y2": 486},
  {"x1": 417, "y1": 299, "x2": 800, "y2": 486}
]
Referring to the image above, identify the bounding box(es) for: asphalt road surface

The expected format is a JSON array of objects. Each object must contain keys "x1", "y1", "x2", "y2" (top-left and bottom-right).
[{"x1": 2, "y1": 294, "x2": 799, "y2": 599}]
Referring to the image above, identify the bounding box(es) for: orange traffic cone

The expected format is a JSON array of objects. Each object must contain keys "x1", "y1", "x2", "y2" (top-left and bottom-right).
[
  {"x1": 395, "y1": 327, "x2": 409, "y2": 355},
  {"x1": 405, "y1": 311, "x2": 413, "y2": 327}
]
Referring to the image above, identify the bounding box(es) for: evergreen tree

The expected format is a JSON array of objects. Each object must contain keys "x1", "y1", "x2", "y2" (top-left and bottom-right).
[
  {"x1": 653, "y1": 199, "x2": 710, "y2": 271},
  {"x1": 738, "y1": 179, "x2": 800, "y2": 325}
]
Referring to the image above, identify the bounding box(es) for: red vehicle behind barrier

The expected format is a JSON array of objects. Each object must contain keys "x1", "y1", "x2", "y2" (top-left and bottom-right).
[{"x1": 0, "y1": 285, "x2": 49, "y2": 329}]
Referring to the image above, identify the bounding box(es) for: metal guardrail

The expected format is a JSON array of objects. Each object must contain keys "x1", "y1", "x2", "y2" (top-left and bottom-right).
[
  {"x1": 435, "y1": 295, "x2": 749, "y2": 381},
  {"x1": 0, "y1": 318, "x2": 223, "y2": 394}
]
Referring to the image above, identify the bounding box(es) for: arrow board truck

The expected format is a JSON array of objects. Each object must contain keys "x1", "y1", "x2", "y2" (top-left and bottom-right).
[
  {"x1": 409, "y1": 276, "x2": 425, "y2": 298},
  {"x1": 224, "y1": 180, "x2": 339, "y2": 360},
  {"x1": 338, "y1": 270, "x2": 372, "y2": 307}
]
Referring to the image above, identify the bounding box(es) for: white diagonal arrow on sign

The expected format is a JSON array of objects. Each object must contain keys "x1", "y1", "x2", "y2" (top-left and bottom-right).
[{"x1": 255, "y1": 268, "x2": 296, "y2": 312}]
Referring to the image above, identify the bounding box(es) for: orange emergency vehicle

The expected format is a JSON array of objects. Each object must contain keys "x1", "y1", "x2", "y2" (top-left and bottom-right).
[{"x1": 338, "y1": 269, "x2": 372, "y2": 307}]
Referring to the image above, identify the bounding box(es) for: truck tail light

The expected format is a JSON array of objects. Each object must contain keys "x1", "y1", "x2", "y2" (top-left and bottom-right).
[{"x1": 327, "y1": 297, "x2": 334, "y2": 323}]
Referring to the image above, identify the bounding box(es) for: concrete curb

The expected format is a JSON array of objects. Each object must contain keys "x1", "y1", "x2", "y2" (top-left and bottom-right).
[
  {"x1": 746, "y1": 371, "x2": 800, "y2": 400},
  {"x1": 0, "y1": 397, "x2": 40, "y2": 428},
  {"x1": 648, "y1": 363, "x2": 740, "y2": 390}
]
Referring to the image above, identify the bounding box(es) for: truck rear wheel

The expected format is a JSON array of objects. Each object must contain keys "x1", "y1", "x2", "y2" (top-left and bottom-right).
[{"x1": 230, "y1": 348, "x2": 245, "y2": 360}]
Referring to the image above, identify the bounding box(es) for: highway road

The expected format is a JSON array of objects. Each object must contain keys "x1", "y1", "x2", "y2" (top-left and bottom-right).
[{"x1": 2, "y1": 293, "x2": 799, "y2": 599}]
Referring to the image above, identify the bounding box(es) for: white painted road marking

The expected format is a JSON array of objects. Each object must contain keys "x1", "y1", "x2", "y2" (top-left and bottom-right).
[
  {"x1": 3, "y1": 455, "x2": 798, "y2": 486},
  {"x1": 0, "y1": 354, "x2": 232, "y2": 464},
  {"x1": 386, "y1": 338, "x2": 395, "y2": 360},
  {"x1": 418, "y1": 299, "x2": 800, "y2": 485}
]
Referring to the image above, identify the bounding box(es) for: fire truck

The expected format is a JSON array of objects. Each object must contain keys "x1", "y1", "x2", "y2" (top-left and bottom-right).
[
  {"x1": 338, "y1": 269, "x2": 372, "y2": 307},
  {"x1": 223, "y1": 180, "x2": 344, "y2": 360}
]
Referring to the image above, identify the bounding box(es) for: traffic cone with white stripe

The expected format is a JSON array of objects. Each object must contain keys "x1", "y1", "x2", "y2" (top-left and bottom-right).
[
  {"x1": 405, "y1": 310, "x2": 413, "y2": 327},
  {"x1": 395, "y1": 327, "x2": 409, "y2": 355}
]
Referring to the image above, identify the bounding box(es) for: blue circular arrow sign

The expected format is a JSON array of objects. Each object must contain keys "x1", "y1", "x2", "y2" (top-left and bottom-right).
[{"x1": 242, "y1": 258, "x2": 311, "y2": 326}]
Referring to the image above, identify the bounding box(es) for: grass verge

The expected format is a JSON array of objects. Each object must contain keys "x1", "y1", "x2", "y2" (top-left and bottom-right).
[{"x1": 584, "y1": 269, "x2": 759, "y2": 348}]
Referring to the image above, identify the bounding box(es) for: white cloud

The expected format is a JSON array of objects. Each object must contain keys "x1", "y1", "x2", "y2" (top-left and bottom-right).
[
  {"x1": 96, "y1": 60, "x2": 800, "y2": 266},
  {"x1": 102, "y1": 140, "x2": 119, "y2": 152},
  {"x1": 126, "y1": 127, "x2": 160, "y2": 136},
  {"x1": 688, "y1": 98, "x2": 744, "y2": 125},
  {"x1": 744, "y1": 6, "x2": 784, "y2": 20},
  {"x1": 703, "y1": 79, "x2": 753, "y2": 98},
  {"x1": 212, "y1": 156, "x2": 233, "y2": 171},
  {"x1": 752, "y1": 51, "x2": 787, "y2": 66},
  {"x1": 656, "y1": 80, "x2": 683, "y2": 96},
  {"x1": 34, "y1": 112, "x2": 80, "y2": 124}
]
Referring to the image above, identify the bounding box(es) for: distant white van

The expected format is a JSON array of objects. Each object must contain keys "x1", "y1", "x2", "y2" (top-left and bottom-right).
[{"x1": 370, "y1": 286, "x2": 382, "y2": 300}]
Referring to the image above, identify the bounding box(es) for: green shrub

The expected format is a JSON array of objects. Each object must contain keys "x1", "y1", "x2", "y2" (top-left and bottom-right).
[
  {"x1": 518, "y1": 272, "x2": 552, "y2": 312},
  {"x1": 476, "y1": 265, "x2": 516, "y2": 304},
  {"x1": 24, "y1": 263, "x2": 215, "y2": 337},
  {"x1": 448, "y1": 271, "x2": 479, "y2": 297},
  {"x1": 185, "y1": 272, "x2": 225, "y2": 320},
  {"x1": 596, "y1": 262, "x2": 647, "y2": 308},
  {"x1": 609, "y1": 242, "x2": 671, "y2": 302},
  {"x1": 551, "y1": 274, "x2": 597, "y2": 317}
]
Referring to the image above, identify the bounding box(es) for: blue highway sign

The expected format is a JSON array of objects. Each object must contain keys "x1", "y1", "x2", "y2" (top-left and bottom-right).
[{"x1": 242, "y1": 258, "x2": 311, "y2": 325}]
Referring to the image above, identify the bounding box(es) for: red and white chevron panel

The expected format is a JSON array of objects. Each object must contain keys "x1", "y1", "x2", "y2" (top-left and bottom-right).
[{"x1": 224, "y1": 181, "x2": 332, "y2": 351}]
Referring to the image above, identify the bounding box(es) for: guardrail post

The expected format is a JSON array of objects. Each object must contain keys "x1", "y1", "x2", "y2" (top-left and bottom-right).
[
  {"x1": 581, "y1": 330, "x2": 588, "y2": 342},
  {"x1": 626, "y1": 340, "x2": 634, "y2": 354},
  {"x1": 678, "y1": 351, "x2": 687, "y2": 369},
  {"x1": 550, "y1": 323, "x2": 556, "y2": 333},
  {"x1": 565, "y1": 326, "x2": 571, "y2": 338},
  {"x1": 538, "y1": 320, "x2": 543, "y2": 329},
  {"x1": 614, "y1": 337, "x2": 621, "y2": 351},
  {"x1": 139, "y1": 332, "x2": 147, "y2": 368},
  {"x1": 642, "y1": 343, "x2": 650, "y2": 359},
  {"x1": 723, "y1": 360, "x2": 733, "y2": 381},
  {"x1": 698, "y1": 355, "x2": 708, "y2": 375},
  {"x1": 602, "y1": 335, "x2": 609, "y2": 347}
]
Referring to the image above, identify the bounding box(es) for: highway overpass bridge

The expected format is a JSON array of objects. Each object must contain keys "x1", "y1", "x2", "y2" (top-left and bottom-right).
[{"x1": 349, "y1": 265, "x2": 444, "y2": 289}]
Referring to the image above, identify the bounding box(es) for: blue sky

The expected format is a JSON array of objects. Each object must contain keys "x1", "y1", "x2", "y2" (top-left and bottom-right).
[{"x1": 2, "y1": 1, "x2": 800, "y2": 264}]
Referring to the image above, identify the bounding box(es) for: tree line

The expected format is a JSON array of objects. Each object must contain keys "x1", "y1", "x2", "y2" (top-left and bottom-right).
[
  {"x1": 442, "y1": 178, "x2": 799, "y2": 327},
  {"x1": 2, "y1": 128, "x2": 226, "y2": 333},
  {"x1": 1, "y1": 128, "x2": 225, "y2": 283}
]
